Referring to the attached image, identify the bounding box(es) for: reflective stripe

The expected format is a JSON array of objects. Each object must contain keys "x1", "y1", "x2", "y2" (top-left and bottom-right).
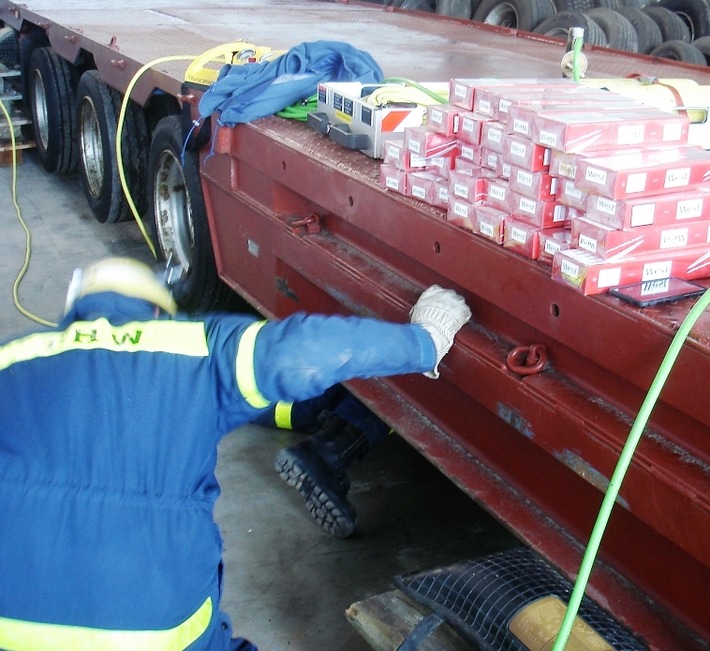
[
  {"x1": 0, "y1": 319, "x2": 209, "y2": 372},
  {"x1": 274, "y1": 401, "x2": 294, "y2": 429},
  {"x1": 0, "y1": 597, "x2": 213, "y2": 651},
  {"x1": 235, "y1": 320, "x2": 270, "y2": 409}
]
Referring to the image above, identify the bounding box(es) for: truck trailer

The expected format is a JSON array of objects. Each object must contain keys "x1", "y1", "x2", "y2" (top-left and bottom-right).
[{"x1": 0, "y1": 1, "x2": 709, "y2": 649}]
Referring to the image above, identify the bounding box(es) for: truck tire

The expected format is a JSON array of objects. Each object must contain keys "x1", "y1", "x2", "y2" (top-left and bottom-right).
[
  {"x1": 473, "y1": 0, "x2": 556, "y2": 32},
  {"x1": 691, "y1": 34, "x2": 710, "y2": 62},
  {"x1": 585, "y1": 8, "x2": 640, "y2": 51},
  {"x1": 148, "y1": 115, "x2": 239, "y2": 313},
  {"x1": 650, "y1": 38, "x2": 706, "y2": 63},
  {"x1": 534, "y1": 11, "x2": 608, "y2": 46},
  {"x1": 656, "y1": 0, "x2": 710, "y2": 40},
  {"x1": 76, "y1": 70, "x2": 149, "y2": 224},
  {"x1": 435, "y1": 0, "x2": 474, "y2": 17},
  {"x1": 642, "y1": 5, "x2": 692, "y2": 42},
  {"x1": 28, "y1": 46, "x2": 78, "y2": 174},
  {"x1": 616, "y1": 7, "x2": 663, "y2": 54}
]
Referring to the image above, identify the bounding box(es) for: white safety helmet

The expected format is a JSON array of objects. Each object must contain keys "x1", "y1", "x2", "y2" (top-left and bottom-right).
[{"x1": 64, "y1": 257, "x2": 178, "y2": 315}]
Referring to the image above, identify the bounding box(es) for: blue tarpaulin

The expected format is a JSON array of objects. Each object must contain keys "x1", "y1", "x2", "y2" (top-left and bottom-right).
[{"x1": 198, "y1": 40, "x2": 384, "y2": 126}]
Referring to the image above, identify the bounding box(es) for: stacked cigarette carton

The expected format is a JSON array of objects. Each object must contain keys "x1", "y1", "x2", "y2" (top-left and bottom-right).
[{"x1": 379, "y1": 77, "x2": 710, "y2": 296}]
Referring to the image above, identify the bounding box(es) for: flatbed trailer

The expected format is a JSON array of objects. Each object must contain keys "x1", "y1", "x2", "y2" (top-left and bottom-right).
[{"x1": 1, "y1": 1, "x2": 709, "y2": 649}]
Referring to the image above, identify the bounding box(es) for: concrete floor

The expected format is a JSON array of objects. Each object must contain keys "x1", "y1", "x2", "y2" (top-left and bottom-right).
[{"x1": 0, "y1": 151, "x2": 518, "y2": 650}]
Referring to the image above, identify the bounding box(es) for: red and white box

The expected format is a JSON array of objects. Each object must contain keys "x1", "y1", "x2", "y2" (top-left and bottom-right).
[
  {"x1": 447, "y1": 196, "x2": 477, "y2": 230},
  {"x1": 426, "y1": 150, "x2": 458, "y2": 177},
  {"x1": 575, "y1": 147, "x2": 710, "y2": 200},
  {"x1": 449, "y1": 168, "x2": 494, "y2": 203},
  {"x1": 585, "y1": 186, "x2": 710, "y2": 230},
  {"x1": 383, "y1": 139, "x2": 426, "y2": 171},
  {"x1": 404, "y1": 126, "x2": 459, "y2": 158},
  {"x1": 502, "y1": 134, "x2": 550, "y2": 172},
  {"x1": 480, "y1": 121, "x2": 507, "y2": 154},
  {"x1": 504, "y1": 219, "x2": 543, "y2": 259},
  {"x1": 571, "y1": 216, "x2": 710, "y2": 260},
  {"x1": 434, "y1": 178, "x2": 450, "y2": 209},
  {"x1": 484, "y1": 178, "x2": 513, "y2": 212},
  {"x1": 552, "y1": 245, "x2": 710, "y2": 295},
  {"x1": 426, "y1": 104, "x2": 462, "y2": 136},
  {"x1": 510, "y1": 192, "x2": 567, "y2": 229},
  {"x1": 407, "y1": 171, "x2": 446, "y2": 206},
  {"x1": 556, "y1": 178, "x2": 588, "y2": 210},
  {"x1": 533, "y1": 109, "x2": 690, "y2": 154},
  {"x1": 539, "y1": 227, "x2": 571, "y2": 263},
  {"x1": 473, "y1": 205, "x2": 508, "y2": 244},
  {"x1": 380, "y1": 164, "x2": 407, "y2": 195},
  {"x1": 458, "y1": 112, "x2": 488, "y2": 144},
  {"x1": 455, "y1": 155, "x2": 484, "y2": 175},
  {"x1": 508, "y1": 166, "x2": 557, "y2": 201}
]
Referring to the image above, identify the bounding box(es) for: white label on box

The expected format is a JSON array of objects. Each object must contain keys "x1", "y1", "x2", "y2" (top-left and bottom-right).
[
  {"x1": 479, "y1": 221, "x2": 495, "y2": 237},
  {"x1": 561, "y1": 259, "x2": 580, "y2": 280},
  {"x1": 642, "y1": 260, "x2": 672, "y2": 281},
  {"x1": 564, "y1": 180, "x2": 581, "y2": 199},
  {"x1": 519, "y1": 197, "x2": 536, "y2": 215},
  {"x1": 411, "y1": 185, "x2": 426, "y2": 199},
  {"x1": 486, "y1": 152, "x2": 498, "y2": 168},
  {"x1": 410, "y1": 154, "x2": 427, "y2": 168},
  {"x1": 460, "y1": 144, "x2": 476, "y2": 161},
  {"x1": 558, "y1": 161, "x2": 576, "y2": 178},
  {"x1": 598, "y1": 267, "x2": 622, "y2": 288},
  {"x1": 579, "y1": 234, "x2": 598, "y2": 253},
  {"x1": 677, "y1": 198, "x2": 703, "y2": 220},
  {"x1": 510, "y1": 226, "x2": 527, "y2": 243},
  {"x1": 545, "y1": 239, "x2": 562, "y2": 255},
  {"x1": 617, "y1": 124, "x2": 644, "y2": 145},
  {"x1": 385, "y1": 176, "x2": 401, "y2": 190},
  {"x1": 490, "y1": 184, "x2": 507, "y2": 201},
  {"x1": 517, "y1": 170, "x2": 533, "y2": 188},
  {"x1": 512, "y1": 118, "x2": 529, "y2": 136},
  {"x1": 663, "y1": 121, "x2": 683, "y2": 142},
  {"x1": 454, "y1": 200, "x2": 471, "y2": 217},
  {"x1": 486, "y1": 126, "x2": 503, "y2": 144},
  {"x1": 595, "y1": 196, "x2": 617, "y2": 215},
  {"x1": 660, "y1": 227, "x2": 688, "y2": 249},
  {"x1": 510, "y1": 141, "x2": 527, "y2": 159},
  {"x1": 585, "y1": 166, "x2": 607, "y2": 186},
  {"x1": 454, "y1": 182, "x2": 468, "y2": 199},
  {"x1": 630, "y1": 203, "x2": 655, "y2": 227},
  {"x1": 386, "y1": 142, "x2": 402, "y2": 158},
  {"x1": 430, "y1": 108, "x2": 443, "y2": 126},
  {"x1": 626, "y1": 172, "x2": 647, "y2": 194},
  {"x1": 478, "y1": 99, "x2": 492, "y2": 115},
  {"x1": 538, "y1": 130, "x2": 557, "y2": 148},
  {"x1": 437, "y1": 185, "x2": 449, "y2": 202},
  {"x1": 641, "y1": 278, "x2": 671, "y2": 296},
  {"x1": 500, "y1": 162, "x2": 511, "y2": 178},
  {"x1": 665, "y1": 167, "x2": 691, "y2": 189},
  {"x1": 409, "y1": 140, "x2": 422, "y2": 154},
  {"x1": 454, "y1": 83, "x2": 467, "y2": 99},
  {"x1": 462, "y1": 116, "x2": 476, "y2": 134},
  {"x1": 499, "y1": 98, "x2": 512, "y2": 114},
  {"x1": 553, "y1": 205, "x2": 567, "y2": 222}
]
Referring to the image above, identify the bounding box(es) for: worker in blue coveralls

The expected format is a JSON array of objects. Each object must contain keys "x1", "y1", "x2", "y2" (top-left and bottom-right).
[{"x1": 0, "y1": 256, "x2": 471, "y2": 651}]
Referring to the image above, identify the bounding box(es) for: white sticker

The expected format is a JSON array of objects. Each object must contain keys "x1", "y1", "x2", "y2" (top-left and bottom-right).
[
  {"x1": 663, "y1": 121, "x2": 683, "y2": 142},
  {"x1": 486, "y1": 126, "x2": 502, "y2": 143},
  {"x1": 676, "y1": 198, "x2": 703, "y2": 220},
  {"x1": 642, "y1": 260, "x2": 672, "y2": 281},
  {"x1": 659, "y1": 227, "x2": 688, "y2": 249},
  {"x1": 454, "y1": 83, "x2": 467, "y2": 99},
  {"x1": 519, "y1": 196, "x2": 536, "y2": 214},
  {"x1": 385, "y1": 176, "x2": 401, "y2": 190},
  {"x1": 665, "y1": 167, "x2": 691, "y2": 189},
  {"x1": 538, "y1": 130, "x2": 557, "y2": 148},
  {"x1": 626, "y1": 172, "x2": 647, "y2": 194},
  {"x1": 513, "y1": 118, "x2": 530, "y2": 136},
  {"x1": 437, "y1": 185, "x2": 449, "y2": 201},
  {"x1": 561, "y1": 259, "x2": 580, "y2": 279},
  {"x1": 564, "y1": 180, "x2": 582, "y2": 199},
  {"x1": 630, "y1": 203, "x2": 655, "y2": 227},
  {"x1": 499, "y1": 98, "x2": 512, "y2": 114},
  {"x1": 454, "y1": 183, "x2": 468, "y2": 199},
  {"x1": 479, "y1": 221, "x2": 494, "y2": 237},
  {"x1": 585, "y1": 166, "x2": 607, "y2": 186},
  {"x1": 617, "y1": 124, "x2": 644, "y2": 145},
  {"x1": 411, "y1": 185, "x2": 426, "y2": 199},
  {"x1": 510, "y1": 226, "x2": 527, "y2": 243},
  {"x1": 510, "y1": 141, "x2": 527, "y2": 158},
  {"x1": 517, "y1": 170, "x2": 533, "y2": 188},
  {"x1": 545, "y1": 239, "x2": 562, "y2": 255},
  {"x1": 454, "y1": 201, "x2": 471, "y2": 217},
  {"x1": 490, "y1": 185, "x2": 506, "y2": 201},
  {"x1": 596, "y1": 196, "x2": 617, "y2": 215},
  {"x1": 598, "y1": 267, "x2": 622, "y2": 288},
  {"x1": 579, "y1": 234, "x2": 597, "y2": 253},
  {"x1": 409, "y1": 140, "x2": 421, "y2": 154},
  {"x1": 478, "y1": 99, "x2": 492, "y2": 115}
]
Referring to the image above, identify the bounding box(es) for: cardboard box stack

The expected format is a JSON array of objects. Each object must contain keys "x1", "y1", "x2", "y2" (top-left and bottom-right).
[{"x1": 379, "y1": 77, "x2": 710, "y2": 296}]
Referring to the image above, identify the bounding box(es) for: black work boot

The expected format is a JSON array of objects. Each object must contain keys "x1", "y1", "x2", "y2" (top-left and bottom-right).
[{"x1": 273, "y1": 413, "x2": 369, "y2": 538}]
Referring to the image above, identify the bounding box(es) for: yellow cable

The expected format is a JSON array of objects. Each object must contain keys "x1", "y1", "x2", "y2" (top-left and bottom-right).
[
  {"x1": 0, "y1": 98, "x2": 58, "y2": 328},
  {"x1": 115, "y1": 55, "x2": 198, "y2": 260}
]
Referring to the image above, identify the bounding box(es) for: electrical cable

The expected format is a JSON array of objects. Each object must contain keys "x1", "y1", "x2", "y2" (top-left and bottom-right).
[
  {"x1": 551, "y1": 287, "x2": 710, "y2": 650},
  {"x1": 0, "y1": 98, "x2": 58, "y2": 327},
  {"x1": 380, "y1": 77, "x2": 448, "y2": 105}
]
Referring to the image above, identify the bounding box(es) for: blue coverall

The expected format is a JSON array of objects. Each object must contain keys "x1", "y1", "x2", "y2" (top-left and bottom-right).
[{"x1": 0, "y1": 292, "x2": 436, "y2": 650}]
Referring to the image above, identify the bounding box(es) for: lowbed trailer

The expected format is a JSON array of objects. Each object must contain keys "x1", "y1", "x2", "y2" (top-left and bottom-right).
[{"x1": 1, "y1": 1, "x2": 709, "y2": 648}]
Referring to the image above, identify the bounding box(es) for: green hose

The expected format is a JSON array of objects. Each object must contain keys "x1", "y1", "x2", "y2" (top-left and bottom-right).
[{"x1": 552, "y1": 287, "x2": 710, "y2": 649}]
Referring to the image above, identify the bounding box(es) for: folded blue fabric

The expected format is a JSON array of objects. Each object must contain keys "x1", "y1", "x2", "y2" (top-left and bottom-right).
[{"x1": 198, "y1": 40, "x2": 384, "y2": 126}]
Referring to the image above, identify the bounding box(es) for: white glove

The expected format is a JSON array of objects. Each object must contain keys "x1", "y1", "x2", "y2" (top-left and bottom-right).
[{"x1": 410, "y1": 285, "x2": 471, "y2": 379}]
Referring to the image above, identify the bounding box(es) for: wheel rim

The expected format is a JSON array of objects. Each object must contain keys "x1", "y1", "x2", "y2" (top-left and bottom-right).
[
  {"x1": 79, "y1": 97, "x2": 104, "y2": 199},
  {"x1": 32, "y1": 70, "x2": 50, "y2": 151},
  {"x1": 154, "y1": 149, "x2": 194, "y2": 277},
  {"x1": 484, "y1": 3, "x2": 519, "y2": 28}
]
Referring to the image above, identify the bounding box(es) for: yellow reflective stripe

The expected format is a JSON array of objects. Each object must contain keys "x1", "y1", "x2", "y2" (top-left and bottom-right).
[
  {"x1": 274, "y1": 401, "x2": 294, "y2": 429},
  {"x1": 0, "y1": 597, "x2": 212, "y2": 651},
  {"x1": 235, "y1": 320, "x2": 270, "y2": 409},
  {"x1": 0, "y1": 319, "x2": 209, "y2": 372}
]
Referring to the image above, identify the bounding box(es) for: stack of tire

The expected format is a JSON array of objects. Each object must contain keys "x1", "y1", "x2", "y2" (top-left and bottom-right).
[{"x1": 391, "y1": 0, "x2": 710, "y2": 66}]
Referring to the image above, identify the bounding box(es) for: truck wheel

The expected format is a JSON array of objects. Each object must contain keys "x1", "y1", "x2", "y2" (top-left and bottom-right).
[
  {"x1": 585, "y1": 8, "x2": 640, "y2": 52},
  {"x1": 533, "y1": 11, "x2": 608, "y2": 47},
  {"x1": 148, "y1": 115, "x2": 239, "y2": 313},
  {"x1": 650, "y1": 38, "x2": 706, "y2": 63},
  {"x1": 473, "y1": 0, "x2": 556, "y2": 32},
  {"x1": 28, "y1": 46, "x2": 78, "y2": 174},
  {"x1": 76, "y1": 70, "x2": 149, "y2": 224},
  {"x1": 656, "y1": 0, "x2": 710, "y2": 40},
  {"x1": 642, "y1": 5, "x2": 692, "y2": 42},
  {"x1": 616, "y1": 7, "x2": 663, "y2": 54}
]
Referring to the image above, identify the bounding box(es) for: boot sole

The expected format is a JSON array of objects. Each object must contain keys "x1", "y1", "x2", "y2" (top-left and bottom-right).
[{"x1": 274, "y1": 449, "x2": 357, "y2": 538}]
